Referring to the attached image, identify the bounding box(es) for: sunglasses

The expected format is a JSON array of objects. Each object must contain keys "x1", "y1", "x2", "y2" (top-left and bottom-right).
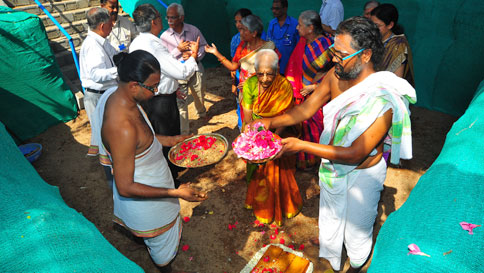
[
  {"x1": 138, "y1": 82, "x2": 159, "y2": 93},
  {"x1": 328, "y1": 44, "x2": 365, "y2": 62}
]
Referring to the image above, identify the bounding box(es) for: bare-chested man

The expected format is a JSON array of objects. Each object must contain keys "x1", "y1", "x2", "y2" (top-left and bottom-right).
[
  {"x1": 89, "y1": 50, "x2": 207, "y2": 273},
  {"x1": 252, "y1": 17, "x2": 416, "y2": 272}
]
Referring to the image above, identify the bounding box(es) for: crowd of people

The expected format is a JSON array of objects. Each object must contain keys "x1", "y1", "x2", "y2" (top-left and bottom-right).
[{"x1": 82, "y1": 0, "x2": 416, "y2": 272}]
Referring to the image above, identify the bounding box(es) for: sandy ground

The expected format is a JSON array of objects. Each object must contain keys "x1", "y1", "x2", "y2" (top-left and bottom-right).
[{"x1": 31, "y1": 67, "x2": 458, "y2": 273}]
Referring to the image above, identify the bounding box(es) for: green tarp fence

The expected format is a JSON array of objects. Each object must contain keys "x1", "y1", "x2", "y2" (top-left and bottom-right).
[
  {"x1": 120, "y1": 0, "x2": 484, "y2": 116},
  {"x1": 0, "y1": 6, "x2": 77, "y2": 142},
  {"x1": 369, "y1": 79, "x2": 484, "y2": 272},
  {"x1": 0, "y1": 121, "x2": 144, "y2": 272}
]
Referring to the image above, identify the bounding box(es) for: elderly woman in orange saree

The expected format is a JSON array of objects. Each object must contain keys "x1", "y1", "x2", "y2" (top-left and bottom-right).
[{"x1": 241, "y1": 49, "x2": 302, "y2": 226}]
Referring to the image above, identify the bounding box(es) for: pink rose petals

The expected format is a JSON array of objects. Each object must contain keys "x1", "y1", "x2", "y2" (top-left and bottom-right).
[
  {"x1": 189, "y1": 256, "x2": 193, "y2": 261},
  {"x1": 460, "y1": 222, "x2": 481, "y2": 235},
  {"x1": 232, "y1": 122, "x2": 282, "y2": 161},
  {"x1": 183, "y1": 216, "x2": 190, "y2": 223},
  {"x1": 181, "y1": 244, "x2": 190, "y2": 252},
  {"x1": 408, "y1": 243, "x2": 430, "y2": 257}
]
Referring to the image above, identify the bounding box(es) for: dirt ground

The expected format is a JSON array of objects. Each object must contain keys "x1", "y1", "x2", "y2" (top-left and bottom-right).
[{"x1": 31, "y1": 67, "x2": 458, "y2": 273}]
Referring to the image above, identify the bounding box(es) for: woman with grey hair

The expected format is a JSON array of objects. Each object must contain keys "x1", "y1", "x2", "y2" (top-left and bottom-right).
[
  {"x1": 240, "y1": 48, "x2": 302, "y2": 226},
  {"x1": 285, "y1": 10, "x2": 333, "y2": 170},
  {"x1": 205, "y1": 14, "x2": 277, "y2": 131}
]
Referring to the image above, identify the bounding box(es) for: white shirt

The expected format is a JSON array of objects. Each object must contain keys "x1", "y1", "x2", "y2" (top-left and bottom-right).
[
  {"x1": 79, "y1": 30, "x2": 118, "y2": 91},
  {"x1": 107, "y1": 15, "x2": 138, "y2": 52},
  {"x1": 129, "y1": 32, "x2": 198, "y2": 95},
  {"x1": 319, "y1": 0, "x2": 344, "y2": 31}
]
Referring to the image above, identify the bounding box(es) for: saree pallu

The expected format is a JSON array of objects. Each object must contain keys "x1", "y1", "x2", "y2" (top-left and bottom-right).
[
  {"x1": 285, "y1": 36, "x2": 332, "y2": 169},
  {"x1": 381, "y1": 34, "x2": 415, "y2": 87},
  {"x1": 242, "y1": 75, "x2": 302, "y2": 226}
]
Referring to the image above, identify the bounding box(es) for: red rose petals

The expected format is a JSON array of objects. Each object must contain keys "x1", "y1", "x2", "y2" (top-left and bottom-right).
[
  {"x1": 183, "y1": 216, "x2": 190, "y2": 223},
  {"x1": 181, "y1": 244, "x2": 189, "y2": 251}
]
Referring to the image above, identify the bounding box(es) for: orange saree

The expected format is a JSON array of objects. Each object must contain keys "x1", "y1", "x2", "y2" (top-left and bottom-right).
[{"x1": 241, "y1": 74, "x2": 303, "y2": 226}]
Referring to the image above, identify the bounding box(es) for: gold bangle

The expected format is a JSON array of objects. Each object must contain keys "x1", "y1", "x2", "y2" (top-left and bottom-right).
[{"x1": 218, "y1": 56, "x2": 227, "y2": 63}]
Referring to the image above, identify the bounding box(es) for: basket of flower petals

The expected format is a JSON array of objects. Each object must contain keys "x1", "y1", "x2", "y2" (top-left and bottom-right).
[
  {"x1": 168, "y1": 133, "x2": 228, "y2": 168},
  {"x1": 232, "y1": 122, "x2": 283, "y2": 164}
]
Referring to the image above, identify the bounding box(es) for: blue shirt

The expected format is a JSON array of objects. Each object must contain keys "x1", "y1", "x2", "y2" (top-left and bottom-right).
[{"x1": 266, "y1": 16, "x2": 299, "y2": 74}]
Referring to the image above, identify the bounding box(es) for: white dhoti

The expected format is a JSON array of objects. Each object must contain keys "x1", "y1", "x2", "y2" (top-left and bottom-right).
[
  {"x1": 319, "y1": 158, "x2": 387, "y2": 270},
  {"x1": 317, "y1": 72, "x2": 416, "y2": 270}
]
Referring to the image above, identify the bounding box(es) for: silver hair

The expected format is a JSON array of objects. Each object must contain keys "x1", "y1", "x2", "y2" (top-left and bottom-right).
[
  {"x1": 364, "y1": 1, "x2": 380, "y2": 10},
  {"x1": 132, "y1": 4, "x2": 159, "y2": 33},
  {"x1": 86, "y1": 7, "x2": 110, "y2": 30},
  {"x1": 241, "y1": 15, "x2": 263, "y2": 37},
  {"x1": 254, "y1": 49, "x2": 279, "y2": 71},
  {"x1": 299, "y1": 10, "x2": 323, "y2": 35},
  {"x1": 167, "y1": 3, "x2": 184, "y2": 17}
]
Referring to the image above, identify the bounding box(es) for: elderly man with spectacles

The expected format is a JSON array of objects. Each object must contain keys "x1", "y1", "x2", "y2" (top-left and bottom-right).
[
  {"x1": 160, "y1": 3, "x2": 208, "y2": 136},
  {"x1": 129, "y1": 4, "x2": 200, "y2": 187}
]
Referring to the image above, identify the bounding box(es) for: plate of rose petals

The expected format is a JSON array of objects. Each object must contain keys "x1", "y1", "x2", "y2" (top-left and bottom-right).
[
  {"x1": 168, "y1": 133, "x2": 228, "y2": 168},
  {"x1": 232, "y1": 122, "x2": 283, "y2": 164}
]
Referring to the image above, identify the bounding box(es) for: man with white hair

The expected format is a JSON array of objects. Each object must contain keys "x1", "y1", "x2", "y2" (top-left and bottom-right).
[
  {"x1": 363, "y1": 0, "x2": 380, "y2": 18},
  {"x1": 160, "y1": 3, "x2": 208, "y2": 135}
]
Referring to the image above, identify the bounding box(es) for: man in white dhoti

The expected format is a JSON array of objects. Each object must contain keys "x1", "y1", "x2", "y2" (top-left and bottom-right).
[
  {"x1": 88, "y1": 50, "x2": 207, "y2": 273},
  {"x1": 252, "y1": 16, "x2": 416, "y2": 272}
]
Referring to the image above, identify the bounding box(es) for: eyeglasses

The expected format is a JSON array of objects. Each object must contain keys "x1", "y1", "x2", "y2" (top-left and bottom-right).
[
  {"x1": 138, "y1": 82, "x2": 159, "y2": 93},
  {"x1": 328, "y1": 44, "x2": 365, "y2": 62},
  {"x1": 165, "y1": 16, "x2": 179, "y2": 20}
]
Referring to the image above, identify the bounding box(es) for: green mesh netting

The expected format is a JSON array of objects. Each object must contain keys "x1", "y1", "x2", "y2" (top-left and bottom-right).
[
  {"x1": 119, "y1": 0, "x2": 484, "y2": 116},
  {"x1": 0, "y1": 122, "x2": 144, "y2": 272},
  {"x1": 369, "y1": 80, "x2": 484, "y2": 272},
  {"x1": 0, "y1": 7, "x2": 77, "y2": 142}
]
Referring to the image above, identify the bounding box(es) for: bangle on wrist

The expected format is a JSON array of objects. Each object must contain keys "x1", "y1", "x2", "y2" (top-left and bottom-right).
[{"x1": 218, "y1": 56, "x2": 227, "y2": 63}]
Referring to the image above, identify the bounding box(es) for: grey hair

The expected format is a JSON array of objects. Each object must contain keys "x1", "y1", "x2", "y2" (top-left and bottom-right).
[
  {"x1": 364, "y1": 1, "x2": 380, "y2": 10},
  {"x1": 254, "y1": 49, "x2": 279, "y2": 71},
  {"x1": 241, "y1": 15, "x2": 263, "y2": 38},
  {"x1": 132, "y1": 4, "x2": 159, "y2": 33},
  {"x1": 167, "y1": 3, "x2": 184, "y2": 17},
  {"x1": 299, "y1": 10, "x2": 324, "y2": 35},
  {"x1": 86, "y1": 7, "x2": 110, "y2": 30}
]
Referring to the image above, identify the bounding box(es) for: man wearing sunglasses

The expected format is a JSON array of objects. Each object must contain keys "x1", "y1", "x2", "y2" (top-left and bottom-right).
[
  {"x1": 129, "y1": 4, "x2": 200, "y2": 187},
  {"x1": 251, "y1": 17, "x2": 416, "y2": 272}
]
